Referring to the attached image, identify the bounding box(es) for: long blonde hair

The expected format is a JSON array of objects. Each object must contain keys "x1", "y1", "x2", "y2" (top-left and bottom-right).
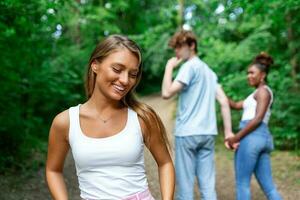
[{"x1": 85, "y1": 35, "x2": 170, "y2": 149}]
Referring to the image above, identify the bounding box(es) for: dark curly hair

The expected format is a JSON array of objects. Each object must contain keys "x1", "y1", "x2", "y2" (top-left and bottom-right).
[{"x1": 252, "y1": 52, "x2": 274, "y2": 75}]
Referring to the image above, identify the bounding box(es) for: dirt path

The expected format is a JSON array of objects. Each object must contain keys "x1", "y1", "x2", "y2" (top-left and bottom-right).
[
  {"x1": 142, "y1": 95, "x2": 300, "y2": 200},
  {"x1": 1, "y1": 94, "x2": 299, "y2": 200}
]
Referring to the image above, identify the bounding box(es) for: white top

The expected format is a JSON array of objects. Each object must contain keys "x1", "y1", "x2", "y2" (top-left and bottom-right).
[
  {"x1": 68, "y1": 105, "x2": 148, "y2": 200},
  {"x1": 241, "y1": 86, "x2": 273, "y2": 124}
]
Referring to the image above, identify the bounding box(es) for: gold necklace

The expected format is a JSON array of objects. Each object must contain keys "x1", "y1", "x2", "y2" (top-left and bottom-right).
[
  {"x1": 97, "y1": 107, "x2": 125, "y2": 123},
  {"x1": 98, "y1": 115, "x2": 111, "y2": 123},
  {"x1": 98, "y1": 110, "x2": 118, "y2": 123}
]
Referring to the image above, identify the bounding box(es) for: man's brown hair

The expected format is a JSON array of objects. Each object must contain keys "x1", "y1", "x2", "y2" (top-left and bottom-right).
[{"x1": 168, "y1": 30, "x2": 198, "y2": 53}]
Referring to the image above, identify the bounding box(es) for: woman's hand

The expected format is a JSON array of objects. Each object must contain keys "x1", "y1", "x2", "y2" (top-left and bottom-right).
[{"x1": 225, "y1": 135, "x2": 240, "y2": 150}]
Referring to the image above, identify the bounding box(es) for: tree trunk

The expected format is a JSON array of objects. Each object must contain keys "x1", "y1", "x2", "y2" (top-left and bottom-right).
[
  {"x1": 178, "y1": 0, "x2": 184, "y2": 29},
  {"x1": 286, "y1": 11, "x2": 299, "y2": 87}
]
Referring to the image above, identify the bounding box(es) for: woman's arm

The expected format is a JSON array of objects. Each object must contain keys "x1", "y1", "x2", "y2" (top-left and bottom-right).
[
  {"x1": 226, "y1": 87, "x2": 271, "y2": 146},
  {"x1": 46, "y1": 110, "x2": 70, "y2": 200},
  {"x1": 139, "y1": 117, "x2": 175, "y2": 200},
  {"x1": 228, "y1": 97, "x2": 244, "y2": 110}
]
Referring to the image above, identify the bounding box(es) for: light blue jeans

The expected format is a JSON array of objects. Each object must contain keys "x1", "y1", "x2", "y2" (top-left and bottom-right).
[
  {"x1": 175, "y1": 135, "x2": 217, "y2": 200},
  {"x1": 235, "y1": 121, "x2": 282, "y2": 200}
]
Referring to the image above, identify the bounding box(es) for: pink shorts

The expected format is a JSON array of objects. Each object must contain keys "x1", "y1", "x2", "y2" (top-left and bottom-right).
[{"x1": 122, "y1": 188, "x2": 155, "y2": 200}]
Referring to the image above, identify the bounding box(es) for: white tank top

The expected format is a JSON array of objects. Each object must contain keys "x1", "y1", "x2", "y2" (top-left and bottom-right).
[
  {"x1": 68, "y1": 105, "x2": 148, "y2": 200},
  {"x1": 241, "y1": 86, "x2": 273, "y2": 124}
]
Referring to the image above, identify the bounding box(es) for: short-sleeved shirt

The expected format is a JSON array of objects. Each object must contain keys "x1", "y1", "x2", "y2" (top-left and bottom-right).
[{"x1": 174, "y1": 56, "x2": 218, "y2": 136}]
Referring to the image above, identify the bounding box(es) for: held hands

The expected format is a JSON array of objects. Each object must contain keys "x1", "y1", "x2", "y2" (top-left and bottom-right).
[
  {"x1": 224, "y1": 133, "x2": 239, "y2": 151},
  {"x1": 166, "y1": 57, "x2": 182, "y2": 69}
]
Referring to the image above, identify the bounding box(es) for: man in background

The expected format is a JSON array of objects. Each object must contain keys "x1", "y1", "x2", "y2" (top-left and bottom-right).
[{"x1": 161, "y1": 30, "x2": 235, "y2": 200}]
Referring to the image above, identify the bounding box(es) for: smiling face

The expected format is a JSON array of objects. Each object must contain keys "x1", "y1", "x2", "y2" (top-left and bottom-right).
[
  {"x1": 91, "y1": 48, "x2": 139, "y2": 101},
  {"x1": 247, "y1": 64, "x2": 266, "y2": 87}
]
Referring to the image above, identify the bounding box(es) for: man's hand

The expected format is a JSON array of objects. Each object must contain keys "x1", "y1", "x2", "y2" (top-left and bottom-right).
[{"x1": 166, "y1": 57, "x2": 182, "y2": 69}]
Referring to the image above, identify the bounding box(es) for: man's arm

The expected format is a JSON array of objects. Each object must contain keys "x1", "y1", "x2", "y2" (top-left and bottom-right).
[
  {"x1": 215, "y1": 85, "x2": 232, "y2": 138},
  {"x1": 215, "y1": 85, "x2": 240, "y2": 150},
  {"x1": 161, "y1": 57, "x2": 184, "y2": 99}
]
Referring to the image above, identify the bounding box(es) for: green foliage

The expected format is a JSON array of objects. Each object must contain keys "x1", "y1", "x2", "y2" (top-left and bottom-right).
[
  {"x1": 0, "y1": 0, "x2": 177, "y2": 172},
  {"x1": 192, "y1": 0, "x2": 300, "y2": 150},
  {"x1": 0, "y1": 0, "x2": 299, "y2": 172}
]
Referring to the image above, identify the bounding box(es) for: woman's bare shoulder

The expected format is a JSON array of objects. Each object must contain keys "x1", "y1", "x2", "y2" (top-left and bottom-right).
[
  {"x1": 50, "y1": 109, "x2": 70, "y2": 137},
  {"x1": 256, "y1": 86, "x2": 271, "y2": 98}
]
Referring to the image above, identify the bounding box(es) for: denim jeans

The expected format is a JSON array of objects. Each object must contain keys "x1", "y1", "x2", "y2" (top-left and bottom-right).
[
  {"x1": 235, "y1": 121, "x2": 282, "y2": 200},
  {"x1": 175, "y1": 135, "x2": 217, "y2": 200}
]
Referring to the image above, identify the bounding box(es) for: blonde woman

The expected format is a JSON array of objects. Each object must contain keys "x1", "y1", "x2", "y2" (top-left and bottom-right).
[{"x1": 46, "y1": 35, "x2": 175, "y2": 200}]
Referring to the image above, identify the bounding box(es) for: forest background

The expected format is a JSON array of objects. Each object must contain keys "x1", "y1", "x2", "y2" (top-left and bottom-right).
[{"x1": 0, "y1": 0, "x2": 299, "y2": 173}]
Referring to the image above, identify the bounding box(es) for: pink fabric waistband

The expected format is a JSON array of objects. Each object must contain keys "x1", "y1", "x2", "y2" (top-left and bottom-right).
[{"x1": 122, "y1": 188, "x2": 155, "y2": 200}]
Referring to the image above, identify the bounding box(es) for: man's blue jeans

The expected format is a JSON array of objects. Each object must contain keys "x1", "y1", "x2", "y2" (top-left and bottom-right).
[
  {"x1": 235, "y1": 121, "x2": 282, "y2": 200},
  {"x1": 175, "y1": 135, "x2": 217, "y2": 200}
]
